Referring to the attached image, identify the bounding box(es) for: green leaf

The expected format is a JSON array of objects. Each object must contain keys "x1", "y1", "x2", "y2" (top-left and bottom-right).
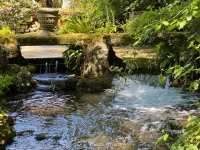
[
  {"x1": 187, "y1": 81, "x2": 199, "y2": 92},
  {"x1": 163, "y1": 133, "x2": 169, "y2": 141},
  {"x1": 195, "y1": 135, "x2": 200, "y2": 139},
  {"x1": 160, "y1": 59, "x2": 170, "y2": 68},
  {"x1": 187, "y1": 116, "x2": 191, "y2": 122},
  {"x1": 180, "y1": 66, "x2": 194, "y2": 77},
  {"x1": 155, "y1": 24, "x2": 161, "y2": 32},
  {"x1": 155, "y1": 135, "x2": 164, "y2": 145},
  {"x1": 178, "y1": 88, "x2": 183, "y2": 92},
  {"x1": 194, "y1": 11, "x2": 200, "y2": 18},
  {"x1": 191, "y1": 10, "x2": 197, "y2": 17},
  {"x1": 185, "y1": 144, "x2": 198, "y2": 150},
  {"x1": 167, "y1": 23, "x2": 177, "y2": 31},
  {"x1": 162, "y1": 21, "x2": 169, "y2": 26},
  {"x1": 179, "y1": 21, "x2": 187, "y2": 29},
  {"x1": 187, "y1": 15, "x2": 192, "y2": 21},
  {"x1": 174, "y1": 67, "x2": 183, "y2": 78},
  {"x1": 167, "y1": 67, "x2": 174, "y2": 74},
  {"x1": 159, "y1": 74, "x2": 166, "y2": 84},
  {"x1": 195, "y1": 69, "x2": 200, "y2": 74}
]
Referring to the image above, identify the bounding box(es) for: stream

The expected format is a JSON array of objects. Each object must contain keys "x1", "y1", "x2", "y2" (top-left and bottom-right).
[{"x1": 5, "y1": 74, "x2": 200, "y2": 150}]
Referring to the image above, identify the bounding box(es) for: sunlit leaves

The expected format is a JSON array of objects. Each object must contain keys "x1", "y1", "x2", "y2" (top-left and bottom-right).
[
  {"x1": 0, "y1": 76, "x2": 13, "y2": 96},
  {"x1": 179, "y1": 20, "x2": 187, "y2": 29},
  {"x1": 155, "y1": 129, "x2": 169, "y2": 145},
  {"x1": 155, "y1": 24, "x2": 161, "y2": 32},
  {"x1": 187, "y1": 81, "x2": 199, "y2": 93},
  {"x1": 171, "y1": 116, "x2": 200, "y2": 150},
  {"x1": 167, "y1": 20, "x2": 178, "y2": 31},
  {"x1": 157, "y1": 116, "x2": 200, "y2": 149},
  {"x1": 187, "y1": 15, "x2": 192, "y2": 21},
  {"x1": 159, "y1": 74, "x2": 166, "y2": 84},
  {"x1": 162, "y1": 21, "x2": 169, "y2": 26}
]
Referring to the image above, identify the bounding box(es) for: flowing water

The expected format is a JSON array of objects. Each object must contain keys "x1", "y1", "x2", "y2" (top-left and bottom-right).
[{"x1": 5, "y1": 74, "x2": 200, "y2": 150}]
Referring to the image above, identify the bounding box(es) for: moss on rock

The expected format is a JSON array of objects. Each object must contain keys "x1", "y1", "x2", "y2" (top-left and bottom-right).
[
  {"x1": 0, "y1": 113, "x2": 16, "y2": 149},
  {"x1": 76, "y1": 75, "x2": 113, "y2": 92}
]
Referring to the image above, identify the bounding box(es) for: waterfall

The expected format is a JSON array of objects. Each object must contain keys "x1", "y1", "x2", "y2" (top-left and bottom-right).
[
  {"x1": 45, "y1": 62, "x2": 48, "y2": 73},
  {"x1": 135, "y1": 61, "x2": 139, "y2": 69},
  {"x1": 55, "y1": 60, "x2": 58, "y2": 73}
]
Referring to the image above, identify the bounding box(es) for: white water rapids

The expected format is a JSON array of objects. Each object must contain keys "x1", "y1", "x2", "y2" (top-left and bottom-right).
[{"x1": 6, "y1": 74, "x2": 200, "y2": 150}]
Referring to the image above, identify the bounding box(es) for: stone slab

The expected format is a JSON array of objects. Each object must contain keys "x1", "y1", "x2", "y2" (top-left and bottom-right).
[{"x1": 21, "y1": 45, "x2": 67, "y2": 58}]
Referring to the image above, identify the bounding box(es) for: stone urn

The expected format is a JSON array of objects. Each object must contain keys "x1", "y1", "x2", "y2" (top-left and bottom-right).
[{"x1": 37, "y1": 9, "x2": 59, "y2": 35}]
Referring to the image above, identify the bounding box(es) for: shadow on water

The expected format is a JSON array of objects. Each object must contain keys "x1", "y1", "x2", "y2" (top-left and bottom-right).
[{"x1": 4, "y1": 74, "x2": 200, "y2": 150}]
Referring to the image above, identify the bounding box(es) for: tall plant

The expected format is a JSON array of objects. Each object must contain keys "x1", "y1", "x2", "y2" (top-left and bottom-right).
[
  {"x1": 62, "y1": 44, "x2": 84, "y2": 74},
  {"x1": 59, "y1": 0, "x2": 118, "y2": 33}
]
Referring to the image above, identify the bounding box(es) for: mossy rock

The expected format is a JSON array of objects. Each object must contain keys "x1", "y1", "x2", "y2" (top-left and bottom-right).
[
  {"x1": 65, "y1": 77, "x2": 79, "y2": 91},
  {"x1": 0, "y1": 114, "x2": 16, "y2": 149},
  {"x1": 76, "y1": 74, "x2": 113, "y2": 92},
  {"x1": 8, "y1": 64, "x2": 37, "y2": 93}
]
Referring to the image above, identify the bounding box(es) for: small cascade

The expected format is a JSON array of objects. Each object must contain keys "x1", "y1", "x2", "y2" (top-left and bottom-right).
[
  {"x1": 135, "y1": 61, "x2": 139, "y2": 69},
  {"x1": 33, "y1": 73, "x2": 69, "y2": 92},
  {"x1": 165, "y1": 75, "x2": 170, "y2": 89},
  {"x1": 55, "y1": 60, "x2": 58, "y2": 73},
  {"x1": 27, "y1": 58, "x2": 67, "y2": 74},
  {"x1": 27, "y1": 58, "x2": 70, "y2": 92},
  {"x1": 45, "y1": 62, "x2": 48, "y2": 73}
]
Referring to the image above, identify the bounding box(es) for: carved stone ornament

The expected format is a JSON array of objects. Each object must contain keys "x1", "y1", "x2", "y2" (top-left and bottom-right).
[{"x1": 37, "y1": 9, "x2": 59, "y2": 35}]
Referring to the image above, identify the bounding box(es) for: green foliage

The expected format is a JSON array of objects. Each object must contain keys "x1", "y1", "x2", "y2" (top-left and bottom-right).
[
  {"x1": 0, "y1": 76, "x2": 13, "y2": 96},
  {"x1": 59, "y1": 0, "x2": 118, "y2": 34},
  {"x1": 105, "y1": 0, "x2": 132, "y2": 23},
  {"x1": 59, "y1": 15, "x2": 98, "y2": 33},
  {"x1": 156, "y1": 116, "x2": 200, "y2": 150},
  {"x1": 0, "y1": 0, "x2": 40, "y2": 29},
  {"x1": 171, "y1": 116, "x2": 200, "y2": 150},
  {"x1": 127, "y1": 0, "x2": 200, "y2": 92},
  {"x1": 130, "y1": 0, "x2": 173, "y2": 11},
  {"x1": 155, "y1": 129, "x2": 169, "y2": 145},
  {"x1": 0, "y1": 75, "x2": 12, "y2": 126},
  {"x1": 62, "y1": 44, "x2": 84, "y2": 73},
  {"x1": 52, "y1": 0, "x2": 63, "y2": 8},
  {"x1": 0, "y1": 27, "x2": 14, "y2": 35}
]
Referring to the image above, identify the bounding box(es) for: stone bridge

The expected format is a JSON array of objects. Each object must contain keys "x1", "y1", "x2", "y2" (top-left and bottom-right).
[{"x1": 0, "y1": 33, "x2": 156, "y2": 75}]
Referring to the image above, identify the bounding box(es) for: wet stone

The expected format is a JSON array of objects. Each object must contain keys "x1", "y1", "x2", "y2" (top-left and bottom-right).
[{"x1": 35, "y1": 133, "x2": 48, "y2": 141}]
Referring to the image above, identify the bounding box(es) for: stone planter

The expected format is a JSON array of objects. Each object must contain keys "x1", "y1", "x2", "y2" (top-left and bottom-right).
[{"x1": 37, "y1": 9, "x2": 59, "y2": 35}]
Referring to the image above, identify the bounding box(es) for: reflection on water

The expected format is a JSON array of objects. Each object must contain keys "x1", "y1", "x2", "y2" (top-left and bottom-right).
[{"x1": 6, "y1": 75, "x2": 200, "y2": 150}]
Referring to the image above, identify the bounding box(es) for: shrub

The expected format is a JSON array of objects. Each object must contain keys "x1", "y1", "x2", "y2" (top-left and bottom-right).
[
  {"x1": 0, "y1": 0, "x2": 40, "y2": 30},
  {"x1": 0, "y1": 27, "x2": 14, "y2": 35}
]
